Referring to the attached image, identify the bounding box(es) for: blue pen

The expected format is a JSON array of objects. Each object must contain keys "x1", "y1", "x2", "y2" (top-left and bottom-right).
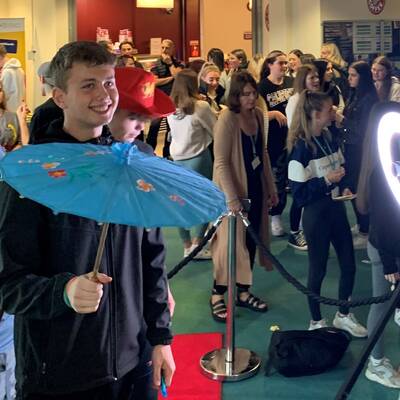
[{"x1": 160, "y1": 375, "x2": 168, "y2": 398}]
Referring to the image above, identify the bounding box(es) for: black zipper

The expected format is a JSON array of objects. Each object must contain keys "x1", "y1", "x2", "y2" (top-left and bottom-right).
[
  {"x1": 40, "y1": 319, "x2": 53, "y2": 389},
  {"x1": 107, "y1": 226, "x2": 118, "y2": 380}
]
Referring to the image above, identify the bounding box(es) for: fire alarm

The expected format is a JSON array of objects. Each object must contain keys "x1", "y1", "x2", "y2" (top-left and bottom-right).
[{"x1": 367, "y1": 0, "x2": 385, "y2": 15}]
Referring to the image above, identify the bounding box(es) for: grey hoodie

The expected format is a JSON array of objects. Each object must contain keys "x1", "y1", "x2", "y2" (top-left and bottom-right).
[{"x1": 0, "y1": 57, "x2": 25, "y2": 113}]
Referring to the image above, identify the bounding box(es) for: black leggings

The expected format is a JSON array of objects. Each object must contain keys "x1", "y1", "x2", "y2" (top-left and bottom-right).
[
  {"x1": 269, "y1": 151, "x2": 288, "y2": 216},
  {"x1": 289, "y1": 201, "x2": 302, "y2": 232},
  {"x1": 146, "y1": 117, "x2": 170, "y2": 158},
  {"x1": 303, "y1": 197, "x2": 356, "y2": 321}
]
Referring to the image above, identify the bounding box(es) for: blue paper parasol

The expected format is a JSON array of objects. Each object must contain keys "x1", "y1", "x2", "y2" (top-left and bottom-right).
[{"x1": 0, "y1": 142, "x2": 227, "y2": 274}]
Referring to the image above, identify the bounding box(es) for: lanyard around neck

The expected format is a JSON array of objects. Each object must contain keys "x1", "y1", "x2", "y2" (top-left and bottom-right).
[{"x1": 313, "y1": 135, "x2": 337, "y2": 169}]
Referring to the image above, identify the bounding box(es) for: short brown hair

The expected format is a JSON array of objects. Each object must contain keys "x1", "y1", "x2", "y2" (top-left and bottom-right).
[
  {"x1": 228, "y1": 71, "x2": 258, "y2": 113},
  {"x1": 48, "y1": 41, "x2": 116, "y2": 91},
  {"x1": 119, "y1": 41, "x2": 135, "y2": 50},
  {"x1": 170, "y1": 69, "x2": 199, "y2": 115}
]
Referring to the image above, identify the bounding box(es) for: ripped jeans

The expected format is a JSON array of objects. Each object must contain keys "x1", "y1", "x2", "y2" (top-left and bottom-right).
[{"x1": 0, "y1": 345, "x2": 16, "y2": 400}]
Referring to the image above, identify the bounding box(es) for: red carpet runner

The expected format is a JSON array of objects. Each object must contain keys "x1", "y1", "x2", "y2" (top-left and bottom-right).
[{"x1": 158, "y1": 332, "x2": 222, "y2": 400}]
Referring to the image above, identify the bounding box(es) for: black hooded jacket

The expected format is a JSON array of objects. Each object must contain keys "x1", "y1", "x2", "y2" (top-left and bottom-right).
[{"x1": 0, "y1": 120, "x2": 172, "y2": 395}]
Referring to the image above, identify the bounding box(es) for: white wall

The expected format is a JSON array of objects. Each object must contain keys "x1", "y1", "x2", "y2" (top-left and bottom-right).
[
  {"x1": 0, "y1": 0, "x2": 70, "y2": 109},
  {"x1": 265, "y1": 0, "x2": 400, "y2": 59},
  {"x1": 321, "y1": 0, "x2": 400, "y2": 21},
  {"x1": 266, "y1": 0, "x2": 321, "y2": 56},
  {"x1": 201, "y1": 0, "x2": 252, "y2": 58}
]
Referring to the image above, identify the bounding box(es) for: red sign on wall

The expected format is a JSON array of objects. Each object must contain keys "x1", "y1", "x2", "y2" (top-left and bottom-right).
[
  {"x1": 189, "y1": 40, "x2": 199, "y2": 57},
  {"x1": 243, "y1": 32, "x2": 252, "y2": 40}
]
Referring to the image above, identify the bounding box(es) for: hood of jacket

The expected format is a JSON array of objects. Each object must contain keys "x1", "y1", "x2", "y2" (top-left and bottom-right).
[{"x1": 2, "y1": 57, "x2": 22, "y2": 70}]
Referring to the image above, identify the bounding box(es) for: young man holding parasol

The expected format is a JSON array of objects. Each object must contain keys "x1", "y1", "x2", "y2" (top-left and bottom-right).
[{"x1": 0, "y1": 41, "x2": 175, "y2": 400}]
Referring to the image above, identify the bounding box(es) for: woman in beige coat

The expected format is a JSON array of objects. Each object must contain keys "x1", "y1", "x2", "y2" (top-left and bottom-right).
[{"x1": 210, "y1": 71, "x2": 278, "y2": 322}]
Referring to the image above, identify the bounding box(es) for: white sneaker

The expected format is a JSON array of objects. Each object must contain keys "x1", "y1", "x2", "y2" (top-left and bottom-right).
[
  {"x1": 183, "y1": 246, "x2": 193, "y2": 258},
  {"x1": 308, "y1": 318, "x2": 328, "y2": 330},
  {"x1": 351, "y1": 224, "x2": 359, "y2": 235},
  {"x1": 394, "y1": 308, "x2": 400, "y2": 327},
  {"x1": 365, "y1": 357, "x2": 400, "y2": 388},
  {"x1": 333, "y1": 312, "x2": 367, "y2": 337},
  {"x1": 271, "y1": 216, "x2": 285, "y2": 237},
  {"x1": 353, "y1": 234, "x2": 368, "y2": 250}
]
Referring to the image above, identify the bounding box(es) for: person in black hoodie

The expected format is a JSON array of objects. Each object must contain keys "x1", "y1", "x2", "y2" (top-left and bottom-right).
[
  {"x1": 259, "y1": 50, "x2": 294, "y2": 236},
  {"x1": 0, "y1": 41, "x2": 174, "y2": 400},
  {"x1": 29, "y1": 61, "x2": 63, "y2": 143},
  {"x1": 337, "y1": 61, "x2": 379, "y2": 249},
  {"x1": 356, "y1": 101, "x2": 400, "y2": 388}
]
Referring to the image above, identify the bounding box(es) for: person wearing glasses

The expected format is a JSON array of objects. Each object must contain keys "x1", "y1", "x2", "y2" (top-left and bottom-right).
[{"x1": 258, "y1": 50, "x2": 294, "y2": 237}]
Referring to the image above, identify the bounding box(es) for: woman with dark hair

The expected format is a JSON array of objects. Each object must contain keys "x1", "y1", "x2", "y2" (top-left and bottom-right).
[
  {"x1": 210, "y1": 71, "x2": 277, "y2": 322},
  {"x1": 337, "y1": 60, "x2": 379, "y2": 248},
  {"x1": 356, "y1": 101, "x2": 400, "y2": 388},
  {"x1": 320, "y1": 42, "x2": 350, "y2": 101},
  {"x1": 313, "y1": 59, "x2": 345, "y2": 113},
  {"x1": 207, "y1": 47, "x2": 228, "y2": 90},
  {"x1": 224, "y1": 48, "x2": 249, "y2": 100},
  {"x1": 285, "y1": 64, "x2": 320, "y2": 251},
  {"x1": 371, "y1": 56, "x2": 400, "y2": 102},
  {"x1": 287, "y1": 49, "x2": 304, "y2": 78},
  {"x1": 258, "y1": 50, "x2": 294, "y2": 236}
]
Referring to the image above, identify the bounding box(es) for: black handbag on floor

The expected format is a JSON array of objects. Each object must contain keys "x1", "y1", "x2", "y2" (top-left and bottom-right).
[{"x1": 265, "y1": 327, "x2": 352, "y2": 377}]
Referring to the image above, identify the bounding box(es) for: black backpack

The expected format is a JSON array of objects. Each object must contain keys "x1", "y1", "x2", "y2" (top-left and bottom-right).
[{"x1": 265, "y1": 327, "x2": 352, "y2": 377}]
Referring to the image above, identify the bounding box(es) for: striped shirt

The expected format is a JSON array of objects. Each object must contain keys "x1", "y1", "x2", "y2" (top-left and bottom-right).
[{"x1": 288, "y1": 132, "x2": 345, "y2": 207}]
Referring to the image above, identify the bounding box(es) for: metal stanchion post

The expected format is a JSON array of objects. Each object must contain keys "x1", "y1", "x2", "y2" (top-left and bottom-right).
[{"x1": 200, "y1": 212, "x2": 261, "y2": 381}]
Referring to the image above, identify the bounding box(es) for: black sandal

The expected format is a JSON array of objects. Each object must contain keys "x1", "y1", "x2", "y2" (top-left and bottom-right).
[
  {"x1": 236, "y1": 292, "x2": 268, "y2": 313},
  {"x1": 210, "y1": 296, "x2": 227, "y2": 323}
]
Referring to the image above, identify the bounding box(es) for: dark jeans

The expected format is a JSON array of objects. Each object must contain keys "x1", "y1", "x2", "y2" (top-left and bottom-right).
[
  {"x1": 23, "y1": 360, "x2": 157, "y2": 400},
  {"x1": 303, "y1": 197, "x2": 356, "y2": 321},
  {"x1": 146, "y1": 117, "x2": 170, "y2": 158}
]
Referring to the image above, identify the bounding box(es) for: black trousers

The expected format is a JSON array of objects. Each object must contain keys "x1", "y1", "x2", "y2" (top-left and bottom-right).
[
  {"x1": 303, "y1": 197, "x2": 356, "y2": 321},
  {"x1": 146, "y1": 117, "x2": 170, "y2": 158},
  {"x1": 289, "y1": 200, "x2": 302, "y2": 232},
  {"x1": 344, "y1": 143, "x2": 369, "y2": 234},
  {"x1": 23, "y1": 359, "x2": 157, "y2": 400},
  {"x1": 269, "y1": 151, "x2": 288, "y2": 216}
]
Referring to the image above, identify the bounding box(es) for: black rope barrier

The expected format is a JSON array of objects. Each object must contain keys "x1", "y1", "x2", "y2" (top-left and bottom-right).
[
  {"x1": 167, "y1": 215, "x2": 224, "y2": 279},
  {"x1": 168, "y1": 212, "x2": 393, "y2": 307},
  {"x1": 239, "y1": 213, "x2": 393, "y2": 307}
]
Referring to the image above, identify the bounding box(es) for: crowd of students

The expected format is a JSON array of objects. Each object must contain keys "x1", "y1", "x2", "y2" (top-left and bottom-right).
[
  {"x1": 0, "y1": 38, "x2": 400, "y2": 397},
  {"x1": 161, "y1": 42, "x2": 400, "y2": 390}
]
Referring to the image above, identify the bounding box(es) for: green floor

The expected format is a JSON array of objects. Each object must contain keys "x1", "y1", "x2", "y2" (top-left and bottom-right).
[{"x1": 164, "y1": 199, "x2": 400, "y2": 400}]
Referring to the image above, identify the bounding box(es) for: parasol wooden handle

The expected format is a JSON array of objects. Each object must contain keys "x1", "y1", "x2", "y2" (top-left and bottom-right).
[{"x1": 92, "y1": 223, "x2": 110, "y2": 278}]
